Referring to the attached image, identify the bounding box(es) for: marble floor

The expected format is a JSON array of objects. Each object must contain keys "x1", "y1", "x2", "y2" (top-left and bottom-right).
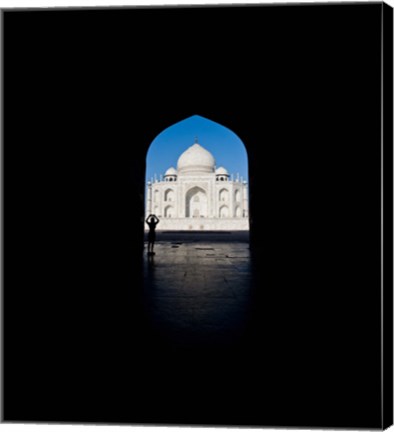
[{"x1": 142, "y1": 232, "x2": 255, "y2": 350}]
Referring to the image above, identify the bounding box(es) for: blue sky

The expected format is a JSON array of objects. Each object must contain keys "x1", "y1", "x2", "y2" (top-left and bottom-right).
[{"x1": 146, "y1": 115, "x2": 248, "y2": 182}]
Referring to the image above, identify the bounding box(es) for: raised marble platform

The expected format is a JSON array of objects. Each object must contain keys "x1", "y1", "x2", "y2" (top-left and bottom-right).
[{"x1": 145, "y1": 217, "x2": 249, "y2": 231}]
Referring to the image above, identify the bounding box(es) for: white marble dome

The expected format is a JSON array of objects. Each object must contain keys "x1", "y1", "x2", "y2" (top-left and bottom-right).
[
  {"x1": 164, "y1": 167, "x2": 177, "y2": 176},
  {"x1": 215, "y1": 166, "x2": 229, "y2": 176},
  {"x1": 177, "y1": 143, "x2": 216, "y2": 174}
]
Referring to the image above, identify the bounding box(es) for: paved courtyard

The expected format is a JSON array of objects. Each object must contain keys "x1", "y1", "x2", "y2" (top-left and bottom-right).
[{"x1": 142, "y1": 232, "x2": 255, "y2": 350}]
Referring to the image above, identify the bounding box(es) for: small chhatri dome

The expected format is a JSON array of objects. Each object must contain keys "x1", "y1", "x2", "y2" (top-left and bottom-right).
[
  {"x1": 215, "y1": 166, "x2": 229, "y2": 176},
  {"x1": 177, "y1": 141, "x2": 215, "y2": 175},
  {"x1": 164, "y1": 167, "x2": 177, "y2": 176}
]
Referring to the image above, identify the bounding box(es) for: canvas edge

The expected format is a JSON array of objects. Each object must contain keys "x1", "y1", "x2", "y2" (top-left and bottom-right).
[{"x1": 382, "y1": 1, "x2": 394, "y2": 430}]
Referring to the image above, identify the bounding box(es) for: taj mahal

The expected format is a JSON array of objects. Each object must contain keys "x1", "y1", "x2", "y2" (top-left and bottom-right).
[{"x1": 145, "y1": 139, "x2": 249, "y2": 231}]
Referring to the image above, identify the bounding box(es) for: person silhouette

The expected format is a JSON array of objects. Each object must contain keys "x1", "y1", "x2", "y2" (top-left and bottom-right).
[{"x1": 145, "y1": 214, "x2": 160, "y2": 255}]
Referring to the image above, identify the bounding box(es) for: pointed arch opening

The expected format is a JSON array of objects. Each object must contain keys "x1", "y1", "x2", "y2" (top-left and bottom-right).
[
  {"x1": 164, "y1": 189, "x2": 175, "y2": 202},
  {"x1": 164, "y1": 205, "x2": 174, "y2": 218},
  {"x1": 219, "y1": 205, "x2": 229, "y2": 218},
  {"x1": 185, "y1": 186, "x2": 207, "y2": 218},
  {"x1": 145, "y1": 114, "x2": 249, "y2": 233},
  {"x1": 219, "y1": 188, "x2": 229, "y2": 202}
]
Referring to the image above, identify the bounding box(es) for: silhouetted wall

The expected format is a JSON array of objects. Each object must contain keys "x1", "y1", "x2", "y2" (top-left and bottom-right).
[{"x1": 4, "y1": 4, "x2": 388, "y2": 428}]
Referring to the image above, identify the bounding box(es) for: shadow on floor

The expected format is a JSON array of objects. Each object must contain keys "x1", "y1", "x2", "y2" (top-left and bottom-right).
[{"x1": 141, "y1": 231, "x2": 259, "y2": 351}]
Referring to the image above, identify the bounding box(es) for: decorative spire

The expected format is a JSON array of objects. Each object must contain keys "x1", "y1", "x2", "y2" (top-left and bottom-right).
[{"x1": 194, "y1": 135, "x2": 198, "y2": 144}]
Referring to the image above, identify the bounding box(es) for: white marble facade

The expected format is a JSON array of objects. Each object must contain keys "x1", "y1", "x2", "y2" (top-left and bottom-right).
[{"x1": 146, "y1": 140, "x2": 249, "y2": 231}]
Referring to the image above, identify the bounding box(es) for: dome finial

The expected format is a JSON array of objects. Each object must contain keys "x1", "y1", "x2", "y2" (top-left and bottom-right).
[{"x1": 194, "y1": 135, "x2": 198, "y2": 144}]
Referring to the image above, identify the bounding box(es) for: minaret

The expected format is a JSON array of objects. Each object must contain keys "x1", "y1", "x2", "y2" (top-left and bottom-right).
[
  {"x1": 243, "y1": 182, "x2": 249, "y2": 218},
  {"x1": 146, "y1": 181, "x2": 152, "y2": 215}
]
